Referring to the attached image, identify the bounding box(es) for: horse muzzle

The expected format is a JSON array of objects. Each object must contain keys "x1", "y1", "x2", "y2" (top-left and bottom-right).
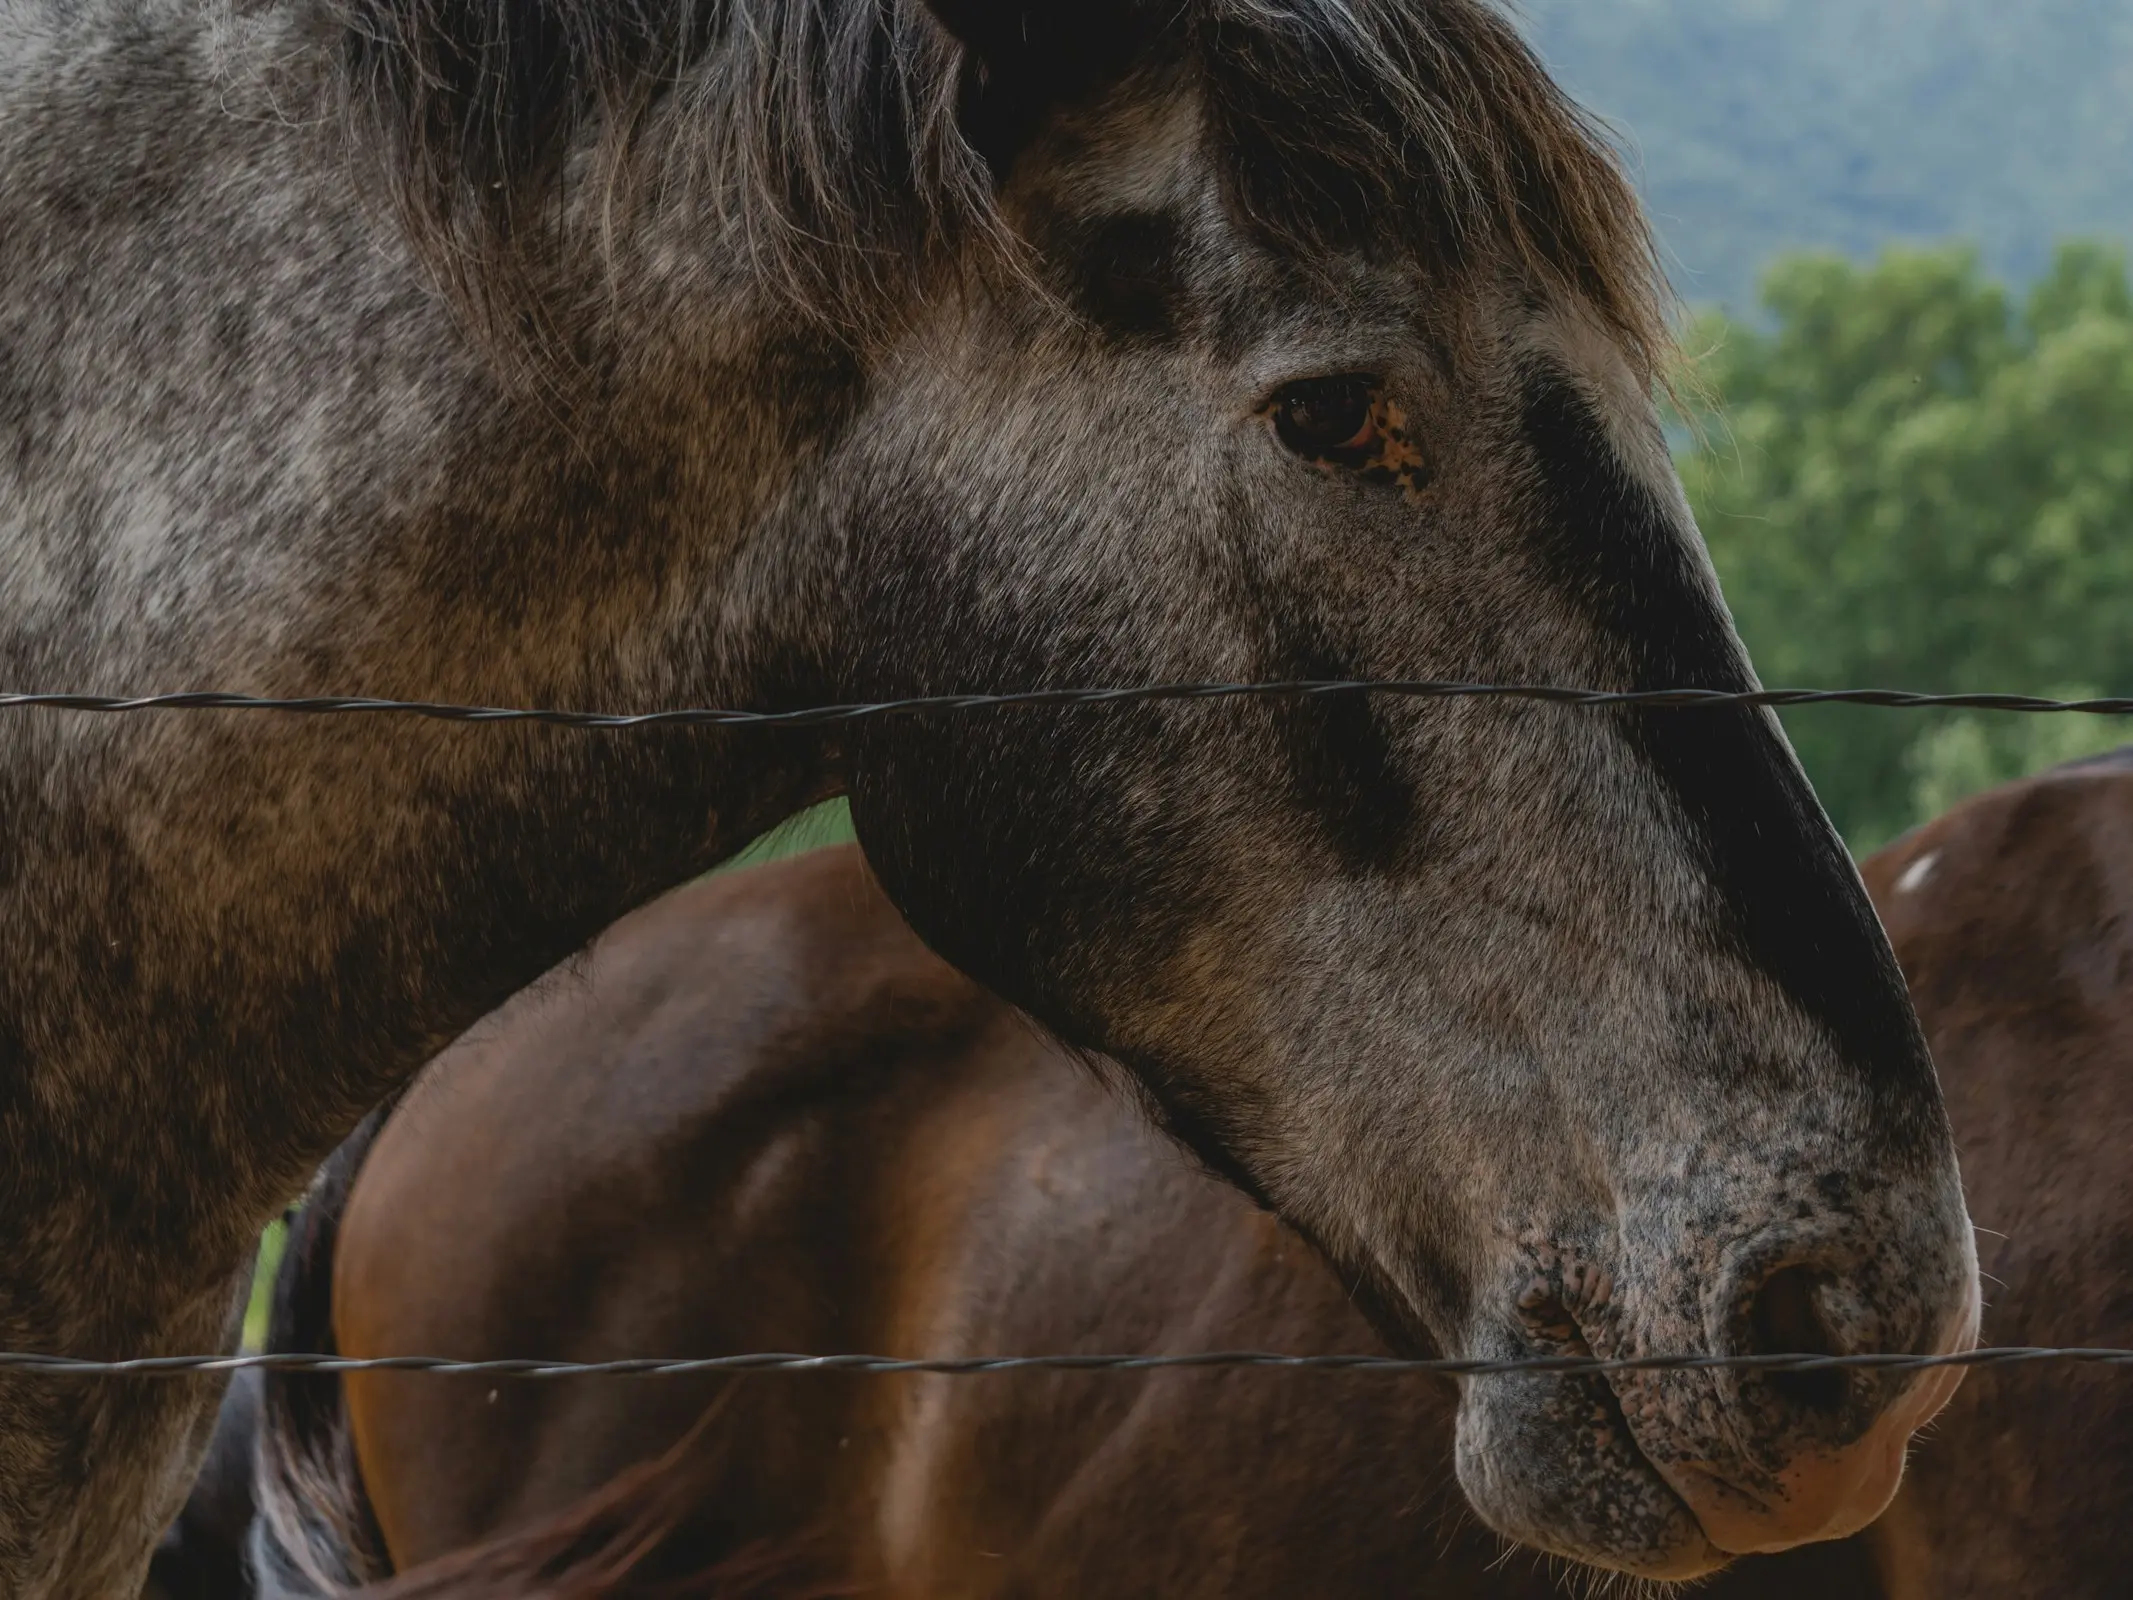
[
  {"x1": 1449, "y1": 1206, "x2": 1980, "y2": 1577},
  {"x1": 1643, "y1": 1253, "x2": 1980, "y2": 1555}
]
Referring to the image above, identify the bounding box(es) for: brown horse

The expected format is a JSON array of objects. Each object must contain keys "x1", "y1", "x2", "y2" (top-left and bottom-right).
[
  {"x1": 0, "y1": 0, "x2": 1974, "y2": 1584},
  {"x1": 240, "y1": 745, "x2": 2133, "y2": 1598},
  {"x1": 248, "y1": 841, "x2": 1863, "y2": 1597},
  {"x1": 1854, "y1": 746, "x2": 2133, "y2": 1599}
]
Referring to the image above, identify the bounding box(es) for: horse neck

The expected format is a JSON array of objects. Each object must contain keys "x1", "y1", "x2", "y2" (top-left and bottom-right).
[{"x1": 0, "y1": 7, "x2": 843, "y2": 1286}]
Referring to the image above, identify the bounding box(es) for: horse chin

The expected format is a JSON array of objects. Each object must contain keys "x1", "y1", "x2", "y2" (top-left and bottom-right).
[{"x1": 1452, "y1": 1369, "x2": 1729, "y2": 1582}]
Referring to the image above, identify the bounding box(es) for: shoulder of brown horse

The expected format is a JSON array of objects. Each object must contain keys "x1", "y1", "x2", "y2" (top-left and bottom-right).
[
  {"x1": 327, "y1": 843, "x2": 1487, "y2": 1594},
  {"x1": 1860, "y1": 747, "x2": 2133, "y2": 1598},
  {"x1": 334, "y1": 843, "x2": 1326, "y2": 1579},
  {"x1": 344, "y1": 844, "x2": 992, "y2": 1257},
  {"x1": 325, "y1": 842, "x2": 1875, "y2": 1598},
  {"x1": 334, "y1": 844, "x2": 1019, "y2": 1556}
]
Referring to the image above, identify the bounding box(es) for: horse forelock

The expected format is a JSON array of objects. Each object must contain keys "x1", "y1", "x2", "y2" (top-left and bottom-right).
[
  {"x1": 326, "y1": 0, "x2": 1668, "y2": 365},
  {"x1": 1194, "y1": 0, "x2": 1671, "y2": 376}
]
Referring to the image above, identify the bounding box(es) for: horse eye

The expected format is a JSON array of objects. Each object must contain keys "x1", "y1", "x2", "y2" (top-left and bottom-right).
[{"x1": 1269, "y1": 375, "x2": 1380, "y2": 463}]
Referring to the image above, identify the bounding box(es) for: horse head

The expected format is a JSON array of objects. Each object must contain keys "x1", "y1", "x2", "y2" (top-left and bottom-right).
[{"x1": 798, "y1": 2, "x2": 1978, "y2": 1576}]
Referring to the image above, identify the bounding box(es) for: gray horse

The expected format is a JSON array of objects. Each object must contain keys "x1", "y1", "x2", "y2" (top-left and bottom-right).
[{"x1": 0, "y1": 0, "x2": 1974, "y2": 1592}]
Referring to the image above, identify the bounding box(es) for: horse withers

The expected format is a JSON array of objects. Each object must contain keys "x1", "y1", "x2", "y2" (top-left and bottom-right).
[{"x1": 4, "y1": 0, "x2": 1969, "y2": 1586}]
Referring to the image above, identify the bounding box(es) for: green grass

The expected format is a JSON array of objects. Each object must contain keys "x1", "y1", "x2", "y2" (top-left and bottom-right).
[
  {"x1": 713, "y1": 796, "x2": 855, "y2": 872},
  {"x1": 241, "y1": 1219, "x2": 287, "y2": 1352}
]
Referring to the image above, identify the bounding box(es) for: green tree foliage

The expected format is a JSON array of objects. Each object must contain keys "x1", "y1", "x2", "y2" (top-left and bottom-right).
[{"x1": 1681, "y1": 241, "x2": 2133, "y2": 849}]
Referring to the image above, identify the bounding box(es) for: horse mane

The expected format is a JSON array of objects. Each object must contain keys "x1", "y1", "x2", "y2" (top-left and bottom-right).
[
  {"x1": 329, "y1": 0, "x2": 1666, "y2": 369},
  {"x1": 329, "y1": 0, "x2": 984, "y2": 346}
]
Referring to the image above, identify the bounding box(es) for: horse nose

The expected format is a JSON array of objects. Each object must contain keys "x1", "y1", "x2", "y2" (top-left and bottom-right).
[
  {"x1": 1747, "y1": 1264, "x2": 1849, "y2": 1411},
  {"x1": 1665, "y1": 1252, "x2": 1979, "y2": 1555}
]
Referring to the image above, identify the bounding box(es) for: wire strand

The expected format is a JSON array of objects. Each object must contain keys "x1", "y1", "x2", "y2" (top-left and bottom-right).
[
  {"x1": 5, "y1": 686, "x2": 2121, "y2": 1386},
  {"x1": 3, "y1": 1347, "x2": 2127, "y2": 1379},
  {"x1": 2, "y1": 683, "x2": 2132, "y2": 729}
]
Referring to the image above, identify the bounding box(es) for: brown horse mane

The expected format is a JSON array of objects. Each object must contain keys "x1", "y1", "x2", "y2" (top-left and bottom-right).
[
  {"x1": 356, "y1": 1401, "x2": 857, "y2": 1600},
  {"x1": 327, "y1": 0, "x2": 1667, "y2": 368}
]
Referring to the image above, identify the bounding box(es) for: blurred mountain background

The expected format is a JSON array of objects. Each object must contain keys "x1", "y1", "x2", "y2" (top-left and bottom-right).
[{"x1": 1519, "y1": 0, "x2": 2133, "y2": 310}]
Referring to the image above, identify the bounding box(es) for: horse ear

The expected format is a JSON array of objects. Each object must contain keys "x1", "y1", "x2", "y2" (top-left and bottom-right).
[
  {"x1": 919, "y1": 1, "x2": 1147, "y2": 166},
  {"x1": 918, "y1": 3, "x2": 1095, "y2": 72}
]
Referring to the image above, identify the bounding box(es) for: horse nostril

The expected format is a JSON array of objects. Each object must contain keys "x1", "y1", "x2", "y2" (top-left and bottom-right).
[{"x1": 1748, "y1": 1264, "x2": 1849, "y2": 1414}]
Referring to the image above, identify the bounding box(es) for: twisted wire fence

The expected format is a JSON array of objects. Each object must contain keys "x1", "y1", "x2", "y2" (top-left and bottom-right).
[
  {"x1": 1, "y1": 1348, "x2": 2130, "y2": 1381},
  {"x1": 7, "y1": 675, "x2": 2127, "y2": 1377},
  {"x1": 3, "y1": 681, "x2": 2133, "y2": 728}
]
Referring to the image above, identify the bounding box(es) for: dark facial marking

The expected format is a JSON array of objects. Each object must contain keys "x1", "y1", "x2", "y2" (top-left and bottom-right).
[
  {"x1": 1519, "y1": 370, "x2": 1934, "y2": 1112},
  {"x1": 1213, "y1": 470, "x2": 1421, "y2": 875},
  {"x1": 1260, "y1": 621, "x2": 1418, "y2": 875},
  {"x1": 1055, "y1": 210, "x2": 1187, "y2": 343}
]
